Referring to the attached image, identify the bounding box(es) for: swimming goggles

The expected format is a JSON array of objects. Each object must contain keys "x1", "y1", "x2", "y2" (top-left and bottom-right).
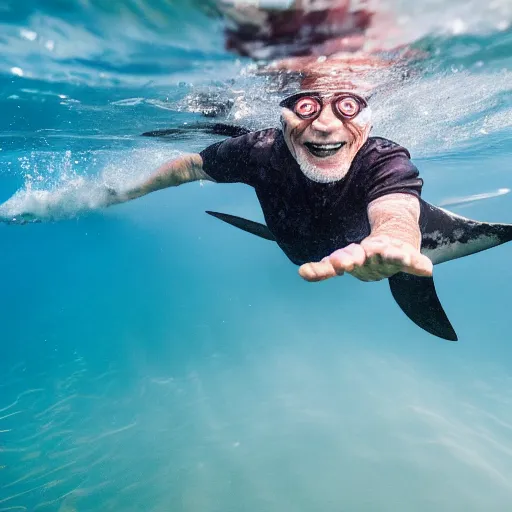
[{"x1": 279, "y1": 91, "x2": 368, "y2": 121}]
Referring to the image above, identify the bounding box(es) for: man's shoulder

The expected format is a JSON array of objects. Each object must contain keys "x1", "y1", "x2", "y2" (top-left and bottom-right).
[
  {"x1": 199, "y1": 127, "x2": 281, "y2": 183},
  {"x1": 362, "y1": 136, "x2": 412, "y2": 159},
  {"x1": 355, "y1": 137, "x2": 422, "y2": 201},
  {"x1": 200, "y1": 127, "x2": 279, "y2": 162},
  {"x1": 242, "y1": 127, "x2": 281, "y2": 149},
  {"x1": 231, "y1": 127, "x2": 282, "y2": 168}
]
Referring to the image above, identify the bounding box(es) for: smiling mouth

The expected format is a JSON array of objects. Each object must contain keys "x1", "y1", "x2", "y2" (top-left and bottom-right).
[{"x1": 304, "y1": 142, "x2": 346, "y2": 158}]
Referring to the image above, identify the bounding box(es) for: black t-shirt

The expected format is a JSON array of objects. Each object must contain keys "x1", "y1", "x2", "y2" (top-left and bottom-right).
[{"x1": 200, "y1": 128, "x2": 422, "y2": 265}]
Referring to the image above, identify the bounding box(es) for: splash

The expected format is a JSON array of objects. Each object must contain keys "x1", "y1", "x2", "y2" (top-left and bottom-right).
[
  {"x1": 0, "y1": 147, "x2": 181, "y2": 224},
  {"x1": 371, "y1": 69, "x2": 512, "y2": 155}
]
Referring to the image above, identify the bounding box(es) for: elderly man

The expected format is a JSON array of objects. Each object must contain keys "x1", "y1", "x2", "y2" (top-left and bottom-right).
[{"x1": 109, "y1": 87, "x2": 433, "y2": 284}]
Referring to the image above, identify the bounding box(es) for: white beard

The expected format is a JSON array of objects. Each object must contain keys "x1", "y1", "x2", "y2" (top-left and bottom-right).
[{"x1": 296, "y1": 151, "x2": 352, "y2": 183}]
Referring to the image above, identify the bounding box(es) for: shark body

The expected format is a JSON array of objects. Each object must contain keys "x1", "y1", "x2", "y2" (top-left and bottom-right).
[
  {"x1": 206, "y1": 200, "x2": 512, "y2": 341},
  {"x1": 142, "y1": 122, "x2": 512, "y2": 341}
]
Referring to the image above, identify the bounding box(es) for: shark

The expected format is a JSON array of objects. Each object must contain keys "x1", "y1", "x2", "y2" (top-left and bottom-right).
[
  {"x1": 205, "y1": 202, "x2": 512, "y2": 342},
  {"x1": 142, "y1": 122, "x2": 512, "y2": 342}
]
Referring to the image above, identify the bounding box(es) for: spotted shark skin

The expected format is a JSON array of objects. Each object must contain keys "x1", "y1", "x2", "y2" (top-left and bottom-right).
[
  {"x1": 419, "y1": 201, "x2": 512, "y2": 264},
  {"x1": 206, "y1": 200, "x2": 512, "y2": 341}
]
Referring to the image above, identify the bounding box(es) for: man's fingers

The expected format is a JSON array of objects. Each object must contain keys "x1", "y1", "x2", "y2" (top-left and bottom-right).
[
  {"x1": 363, "y1": 237, "x2": 433, "y2": 276},
  {"x1": 379, "y1": 246, "x2": 411, "y2": 268},
  {"x1": 299, "y1": 259, "x2": 337, "y2": 282},
  {"x1": 300, "y1": 240, "x2": 433, "y2": 283},
  {"x1": 402, "y1": 253, "x2": 433, "y2": 277},
  {"x1": 364, "y1": 240, "x2": 404, "y2": 263},
  {"x1": 390, "y1": 247, "x2": 410, "y2": 265},
  {"x1": 329, "y1": 244, "x2": 366, "y2": 274}
]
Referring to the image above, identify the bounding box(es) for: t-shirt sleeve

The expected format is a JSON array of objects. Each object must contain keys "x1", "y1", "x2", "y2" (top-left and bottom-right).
[
  {"x1": 199, "y1": 131, "x2": 268, "y2": 186},
  {"x1": 365, "y1": 141, "x2": 423, "y2": 204}
]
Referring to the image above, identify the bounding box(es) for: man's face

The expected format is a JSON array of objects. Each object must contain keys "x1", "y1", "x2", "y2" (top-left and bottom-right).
[{"x1": 281, "y1": 91, "x2": 371, "y2": 183}]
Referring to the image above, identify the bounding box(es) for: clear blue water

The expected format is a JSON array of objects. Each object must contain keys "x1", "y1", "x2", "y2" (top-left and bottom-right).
[{"x1": 1, "y1": 1, "x2": 512, "y2": 510}]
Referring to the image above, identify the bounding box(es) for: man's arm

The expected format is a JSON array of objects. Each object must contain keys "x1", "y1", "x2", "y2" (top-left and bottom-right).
[
  {"x1": 0, "y1": 153, "x2": 214, "y2": 225},
  {"x1": 108, "y1": 153, "x2": 213, "y2": 205},
  {"x1": 366, "y1": 193, "x2": 421, "y2": 248},
  {"x1": 298, "y1": 193, "x2": 433, "y2": 282}
]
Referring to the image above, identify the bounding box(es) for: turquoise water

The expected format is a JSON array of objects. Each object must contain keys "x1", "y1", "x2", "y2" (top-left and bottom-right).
[{"x1": 1, "y1": 1, "x2": 512, "y2": 510}]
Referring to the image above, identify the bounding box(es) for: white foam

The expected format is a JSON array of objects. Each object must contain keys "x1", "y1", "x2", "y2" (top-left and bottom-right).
[
  {"x1": 371, "y1": 71, "x2": 512, "y2": 155},
  {"x1": 0, "y1": 147, "x2": 180, "y2": 224}
]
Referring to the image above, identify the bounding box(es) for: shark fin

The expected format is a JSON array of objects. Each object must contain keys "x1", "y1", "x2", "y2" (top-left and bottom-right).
[
  {"x1": 142, "y1": 123, "x2": 251, "y2": 139},
  {"x1": 206, "y1": 211, "x2": 276, "y2": 241},
  {"x1": 388, "y1": 272, "x2": 458, "y2": 341},
  {"x1": 206, "y1": 210, "x2": 458, "y2": 341}
]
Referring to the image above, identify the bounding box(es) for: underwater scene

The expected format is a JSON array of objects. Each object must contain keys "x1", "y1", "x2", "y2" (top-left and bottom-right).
[{"x1": 1, "y1": 0, "x2": 512, "y2": 510}]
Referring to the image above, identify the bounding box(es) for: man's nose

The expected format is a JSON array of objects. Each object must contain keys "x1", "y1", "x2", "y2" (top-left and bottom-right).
[{"x1": 310, "y1": 105, "x2": 343, "y2": 133}]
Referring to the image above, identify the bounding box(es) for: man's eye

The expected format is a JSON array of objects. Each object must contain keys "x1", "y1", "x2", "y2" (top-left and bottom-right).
[
  {"x1": 337, "y1": 98, "x2": 359, "y2": 117},
  {"x1": 294, "y1": 98, "x2": 320, "y2": 118}
]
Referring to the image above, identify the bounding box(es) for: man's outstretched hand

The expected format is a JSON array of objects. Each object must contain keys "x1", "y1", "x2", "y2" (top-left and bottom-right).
[{"x1": 299, "y1": 235, "x2": 433, "y2": 283}]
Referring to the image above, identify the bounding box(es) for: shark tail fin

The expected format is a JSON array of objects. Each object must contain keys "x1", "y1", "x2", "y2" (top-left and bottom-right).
[
  {"x1": 388, "y1": 272, "x2": 458, "y2": 341},
  {"x1": 498, "y1": 223, "x2": 512, "y2": 244},
  {"x1": 206, "y1": 211, "x2": 276, "y2": 241}
]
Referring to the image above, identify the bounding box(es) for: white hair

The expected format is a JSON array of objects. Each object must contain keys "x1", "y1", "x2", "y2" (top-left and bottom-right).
[{"x1": 295, "y1": 153, "x2": 352, "y2": 183}]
